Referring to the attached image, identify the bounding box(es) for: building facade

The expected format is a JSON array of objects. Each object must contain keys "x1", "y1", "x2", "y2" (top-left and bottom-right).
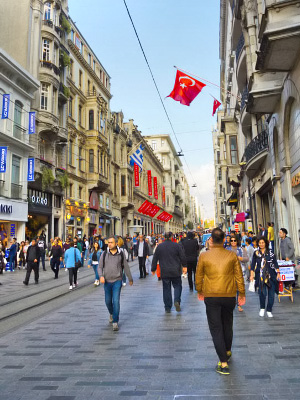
[
  {"x1": 216, "y1": 0, "x2": 300, "y2": 258},
  {"x1": 0, "y1": 49, "x2": 39, "y2": 243}
]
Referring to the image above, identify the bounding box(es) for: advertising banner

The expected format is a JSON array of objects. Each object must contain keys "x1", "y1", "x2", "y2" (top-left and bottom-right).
[
  {"x1": 147, "y1": 170, "x2": 152, "y2": 196},
  {"x1": 27, "y1": 158, "x2": 35, "y2": 181},
  {"x1": 28, "y1": 112, "x2": 36, "y2": 134},
  {"x1": 1, "y1": 94, "x2": 10, "y2": 119},
  {"x1": 0, "y1": 146, "x2": 8, "y2": 173},
  {"x1": 153, "y1": 177, "x2": 158, "y2": 200},
  {"x1": 134, "y1": 163, "x2": 139, "y2": 186}
]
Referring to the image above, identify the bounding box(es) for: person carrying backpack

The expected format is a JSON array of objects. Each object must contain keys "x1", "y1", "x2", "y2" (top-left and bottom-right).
[{"x1": 99, "y1": 236, "x2": 133, "y2": 332}]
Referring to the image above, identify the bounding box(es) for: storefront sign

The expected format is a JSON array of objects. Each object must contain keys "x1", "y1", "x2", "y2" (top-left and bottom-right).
[
  {"x1": 89, "y1": 191, "x2": 99, "y2": 210},
  {"x1": 0, "y1": 146, "x2": 7, "y2": 173},
  {"x1": 1, "y1": 94, "x2": 10, "y2": 119},
  {"x1": 234, "y1": 223, "x2": 239, "y2": 232},
  {"x1": 10, "y1": 224, "x2": 16, "y2": 236},
  {"x1": 153, "y1": 177, "x2": 158, "y2": 200},
  {"x1": 292, "y1": 172, "x2": 300, "y2": 188},
  {"x1": 27, "y1": 158, "x2": 35, "y2": 181},
  {"x1": 28, "y1": 112, "x2": 35, "y2": 134},
  {"x1": 31, "y1": 196, "x2": 48, "y2": 206},
  {"x1": 279, "y1": 266, "x2": 295, "y2": 282},
  {"x1": 134, "y1": 163, "x2": 139, "y2": 187},
  {"x1": 147, "y1": 170, "x2": 152, "y2": 196},
  {"x1": 0, "y1": 204, "x2": 12, "y2": 214}
]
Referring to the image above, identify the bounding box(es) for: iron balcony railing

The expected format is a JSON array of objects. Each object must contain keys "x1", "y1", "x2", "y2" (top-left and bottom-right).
[
  {"x1": 243, "y1": 130, "x2": 269, "y2": 163},
  {"x1": 240, "y1": 86, "x2": 249, "y2": 111},
  {"x1": 11, "y1": 183, "x2": 22, "y2": 200},
  {"x1": 40, "y1": 60, "x2": 60, "y2": 76},
  {"x1": 236, "y1": 34, "x2": 245, "y2": 62}
]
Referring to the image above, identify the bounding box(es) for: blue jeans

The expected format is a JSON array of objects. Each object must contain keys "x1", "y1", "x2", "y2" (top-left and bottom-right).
[
  {"x1": 162, "y1": 276, "x2": 182, "y2": 310},
  {"x1": 104, "y1": 280, "x2": 122, "y2": 323},
  {"x1": 259, "y1": 283, "x2": 275, "y2": 312},
  {"x1": 38, "y1": 252, "x2": 45, "y2": 270},
  {"x1": 122, "y1": 271, "x2": 126, "y2": 284},
  {"x1": 9, "y1": 255, "x2": 15, "y2": 271},
  {"x1": 84, "y1": 249, "x2": 88, "y2": 260},
  {"x1": 92, "y1": 264, "x2": 99, "y2": 280}
]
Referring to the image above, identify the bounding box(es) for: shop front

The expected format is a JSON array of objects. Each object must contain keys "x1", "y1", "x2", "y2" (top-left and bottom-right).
[
  {"x1": 0, "y1": 198, "x2": 28, "y2": 246},
  {"x1": 65, "y1": 199, "x2": 88, "y2": 239},
  {"x1": 26, "y1": 189, "x2": 52, "y2": 242},
  {"x1": 88, "y1": 191, "x2": 99, "y2": 237}
]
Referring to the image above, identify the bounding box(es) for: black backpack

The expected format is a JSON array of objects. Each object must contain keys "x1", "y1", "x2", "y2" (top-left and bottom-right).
[{"x1": 102, "y1": 250, "x2": 124, "y2": 271}]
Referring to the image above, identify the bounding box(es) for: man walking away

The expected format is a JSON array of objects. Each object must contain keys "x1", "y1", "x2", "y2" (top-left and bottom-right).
[
  {"x1": 145, "y1": 237, "x2": 154, "y2": 275},
  {"x1": 99, "y1": 236, "x2": 133, "y2": 332},
  {"x1": 49, "y1": 239, "x2": 63, "y2": 279},
  {"x1": 195, "y1": 228, "x2": 245, "y2": 375},
  {"x1": 64, "y1": 241, "x2": 81, "y2": 290},
  {"x1": 180, "y1": 231, "x2": 199, "y2": 292},
  {"x1": 134, "y1": 234, "x2": 149, "y2": 279},
  {"x1": 23, "y1": 238, "x2": 40, "y2": 285},
  {"x1": 37, "y1": 235, "x2": 47, "y2": 271},
  {"x1": 151, "y1": 232, "x2": 187, "y2": 313}
]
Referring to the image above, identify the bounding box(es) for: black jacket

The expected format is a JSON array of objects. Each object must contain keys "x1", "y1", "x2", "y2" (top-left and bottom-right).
[
  {"x1": 180, "y1": 238, "x2": 199, "y2": 262},
  {"x1": 50, "y1": 245, "x2": 63, "y2": 259},
  {"x1": 134, "y1": 240, "x2": 149, "y2": 258},
  {"x1": 151, "y1": 240, "x2": 187, "y2": 278},
  {"x1": 26, "y1": 245, "x2": 40, "y2": 263}
]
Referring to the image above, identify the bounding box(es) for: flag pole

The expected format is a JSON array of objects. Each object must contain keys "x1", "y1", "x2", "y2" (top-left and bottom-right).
[
  {"x1": 174, "y1": 66, "x2": 241, "y2": 101},
  {"x1": 127, "y1": 139, "x2": 144, "y2": 156}
]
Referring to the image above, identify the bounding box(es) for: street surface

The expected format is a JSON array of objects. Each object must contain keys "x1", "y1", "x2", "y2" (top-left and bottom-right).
[{"x1": 0, "y1": 261, "x2": 300, "y2": 400}]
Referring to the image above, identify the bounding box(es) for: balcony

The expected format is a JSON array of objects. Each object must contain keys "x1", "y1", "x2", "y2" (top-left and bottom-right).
[
  {"x1": 256, "y1": 1, "x2": 300, "y2": 72},
  {"x1": 240, "y1": 86, "x2": 251, "y2": 135},
  {"x1": 42, "y1": 20, "x2": 63, "y2": 40},
  {"x1": 247, "y1": 71, "x2": 286, "y2": 113},
  {"x1": 40, "y1": 60, "x2": 60, "y2": 76},
  {"x1": 243, "y1": 130, "x2": 269, "y2": 178},
  {"x1": 87, "y1": 172, "x2": 109, "y2": 193},
  {"x1": 236, "y1": 35, "x2": 246, "y2": 92},
  {"x1": 11, "y1": 183, "x2": 22, "y2": 200},
  {"x1": 13, "y1": 123, "x2": 26, "y2": 140},
  {"x1": 173, "y1": 206, "x2": 184, "y2": 218}
]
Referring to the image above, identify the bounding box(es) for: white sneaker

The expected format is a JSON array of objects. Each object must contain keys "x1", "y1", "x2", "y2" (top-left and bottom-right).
[
  {"x1": 109, "y1": 314, "x2": 113, "y2": 323},
  {"x1": 267, "y1": 312, "x2": 273, "y2": 318},
  {"x1": 65, "y1": 268, "x2": 68, "y2": 272},
  {"x1": 122, "y1": 282, "x2": 126, "y2": 287},
  {"x1": 72, "y1": 284, "x2": 76, "y2": 288},
  {"x1": 94, "y1": 280, "x2": 98, "y2": 286},
  {"x1": 113, "y1": 323, "x2": 119, "y2": 331},
  {"x1": 259, "y1": 309, "x2": 265, "y2": 317},
  {"x1": 69, "y1": 285, "x2": 73, "y2": 290}
]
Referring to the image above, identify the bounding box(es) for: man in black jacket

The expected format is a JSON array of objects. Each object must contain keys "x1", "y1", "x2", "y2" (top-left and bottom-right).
[
  {"x1": 151, "y1": 232, "x2": 187, "y2": 312},
  {"x1": 23, "y1": 238, "x2": 40, "y2": 285},
  {"x1": 134, "y1": 234, "x2": 149, "y2": 279},
  {"x1": 180, "y1": 231, "x2": 199, "y2": 291}
]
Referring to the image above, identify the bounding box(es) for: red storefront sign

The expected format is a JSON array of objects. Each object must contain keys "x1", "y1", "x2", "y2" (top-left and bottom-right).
[
  {"x1": 153, "y1": 177, "x2": 158, "y2": 200},
  {"x1": 157, "y1": 211, "x2": 173, "y2": 222},
  {"x1": 162, "y1": 186, "x2": 165, "y2": 206},
  {"x1": 148, "y1": 205, "x2": 160, "y2": 218},
  {"x1": 134, "y1": 163, "x2": 139, "y2": 187},
  {"x1": 138, "y1": 200, "x2": 151, "y2": 214},
  {"x1": 147, "y1": 170, "x2": 152, "y2": 196}
]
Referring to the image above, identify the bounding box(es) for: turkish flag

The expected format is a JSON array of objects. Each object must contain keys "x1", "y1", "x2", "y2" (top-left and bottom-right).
[
  {"x1": 212, "y1": 98, "x2": 221, "y2": 116},
  {"x1": 167, "y1": 69, "x2": 206, "y2": 106}
]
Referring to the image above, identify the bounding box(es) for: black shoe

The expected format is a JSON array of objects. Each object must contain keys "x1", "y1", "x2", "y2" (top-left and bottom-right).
[
  {"x1": 216, "y1": 363, "x2": 230, "y2": 375},
  {"x1": 43, "y1": 269, "x2": 47, "y2": 271},
  {"x1": 165, "y1": 308, "x2": 171, "y2": 313},
  {"x1": 23, "y1": 281, "x2": 28, "y2": 286},
  {"x1": 158, "y1": 277, "x2": 161, "y2": 281},
  {"x1": 174, "y1": 301, "x2": 181, "y2": 312},
  {"x1": 35, "y1": 281, "x2": 39, "y2": 284},
  {"x1": 189, "y1": 288, "x2": 193, "y2": 292},
  {"x1": 139, "y1": 276, "x2": 143, "y2": 279}
]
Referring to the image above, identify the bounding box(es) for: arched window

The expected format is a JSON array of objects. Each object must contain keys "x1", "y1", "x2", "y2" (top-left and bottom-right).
[
  {"x1": 89, "y1": 110, "x2": 94, "y2": 130},
  {"x1": 13, "y1": 100, "x2": 23, "y2": 139}
]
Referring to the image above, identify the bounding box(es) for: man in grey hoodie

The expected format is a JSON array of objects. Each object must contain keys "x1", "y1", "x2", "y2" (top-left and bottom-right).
[
  {"x1": 279, "y1": 228, "x2": 295, "y2": 261},
  {"x1": 99, "y1": 236, "x2": 133, "y2": 331}
]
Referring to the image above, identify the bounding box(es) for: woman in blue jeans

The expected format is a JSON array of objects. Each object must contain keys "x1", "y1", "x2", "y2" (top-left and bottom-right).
[
  {"x1": 88, "y1": 242, "x2": 102, "y2": 286},
  {"x1": 250, "y1": 236, "x2": 280, "y2": 318}
]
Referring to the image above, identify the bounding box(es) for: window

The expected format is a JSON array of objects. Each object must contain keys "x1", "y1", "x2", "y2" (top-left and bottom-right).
[
  {"x1": 218, "y1": 168, "x2": 222, "y2": 181},
  {"x1": 68, "y1": 96, "x2": 73, "y2": 117},
  {"x1": 113, "y1": 141, "x2": 117, "y2": 161},
  {"x1": 106, "y1": 196, "x2": 110, "y2": 209},
  {"x1": 121, "y1": 175, "x2": 126, "y2": 196},
  {"x1": 52, "y1": 87, "x2": 57, "y2": 114},
  {"x1": 106, "y1": 77, "x2": 108, "y2": 87},
  {"x1": 79, "y1": 147, "x2": 83, "y2": 170},
  {"x1": 69, "y1": 183, "x2": 73, "y2": 197},
  {"x1": 11, "y1": 155, "x2": 21, "y2": 184},
  {"x1": 120, "y1": 147, "x2": 123, "y2": 164},
  {"x1": 114, "y1": 173, "x2": 117, "y2": 196},
  {"x1": 219, "y1": 185, "x2": 223, "y2": 198},
  {"x1": 54, "y1": 195, "x2": 61, "y2": 208},
  {"x1": 152, "y1": 140, "x2": 157, "y2": 150},
  {"x1": 71, "y1": 29, "x2": 74, "y2": 41},
  {"x1": 100, "y1": 153, "x2": 103, "y2": 174},
  {"x1": 41, "y1": 83, "x2": 49, "y2": 110},
  {"x1": 100, "y1": 70, "x2": 102, "y2": 81},
  {"x1": 78, "y1": 105, "x2": 82, "y2": 125},
  {"x1": 13, "y1": 101, "x2": 22, "y2": 139},
  {"x1": 223, "y1": 143, "x2": 227, "y2": 162},
  {"x1": 44, "y1": 2, "x2": 51, "y2": 20},
  {"x1": 79, "y1": 70, "x2": 82, "y2": 88},
  {"x1": 161, "y1": 140, "x2": 165, "y2": 146},
  {"x1": 42, "y1": 39, "x2": 50, "y2": 61},
  {"x1": 79, "y1": 186, "x2": 82, "y2": 199},
  {"x1": 89, "y1": 110, "x2": 94, "y2": 130},
  {"x1": 230, "y1": 136, "x2": 238, "y2": 164},
  {"x1": 53, "y1": 44, "x2": 58, "y2": 65},
  {"x1": 69, "y1": 59, "x2": 73, "y2": 79},
  {"x1": 89, "y1": 149, "x2": 94, "y2": 172},
  {"x1": 93, "y1": 60, "x2": 95, "y2": 71},
  {"x1": 69, "y1": 140, "x2": 73, "y2": 165},
  {"x1": 88, "y1": 80, "x2": 91, "y2": 93},
  {"x1": 88, "y1": 53, "x2": 91, "y2": 65},
  {"x1": 217, "y1": 150, "x2": 220, "y2": 164}
]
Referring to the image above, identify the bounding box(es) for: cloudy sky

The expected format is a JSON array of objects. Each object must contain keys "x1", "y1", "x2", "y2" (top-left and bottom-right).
[{"x1": 69, "y1": 0, "x2": 220, "y2": 219}]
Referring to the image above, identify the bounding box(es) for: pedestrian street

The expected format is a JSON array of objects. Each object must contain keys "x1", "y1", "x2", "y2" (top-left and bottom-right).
[{"x1": 0, "y1": 262, "x2": 300, "y2": 400}]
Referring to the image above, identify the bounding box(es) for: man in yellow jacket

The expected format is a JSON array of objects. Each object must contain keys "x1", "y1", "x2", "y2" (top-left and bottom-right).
[{"x1": 195, "y1": 228, "x2": 246, "y2": 375}]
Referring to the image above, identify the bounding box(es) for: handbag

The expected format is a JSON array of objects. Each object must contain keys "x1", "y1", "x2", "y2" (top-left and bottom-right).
[
  {"x1": 248, "y1": 280, "x2": 255, "y2": 292},
  {"x1": 74, "y1": 248, "x2": 82, "y2": 268}
]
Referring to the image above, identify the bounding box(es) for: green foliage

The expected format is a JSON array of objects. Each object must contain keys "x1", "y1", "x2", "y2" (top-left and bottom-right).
[
  {"x1": 61, "y1": 15, "x2": 71, "y2": 34},
  {"x1": 63, "y1": 85, "x2": 70, "y2": 98},
  {"x1": 41, "y1": 167, "x2": 55, "y2": 191},
  {"x1": 187, "y1": 221, "x2": 193, "y2": 230},
  {"x1": 60, "y1": 50, "x2": 70, "y2": 67},
  {"x1": 58, "y1": 172, "x2": 69, "y2": 189},
  {"x1": 185, "y1": 204, "x2": 190, "y2": 216}
]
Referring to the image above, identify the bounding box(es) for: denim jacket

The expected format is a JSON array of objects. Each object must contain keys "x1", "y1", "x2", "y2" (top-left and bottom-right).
[{"x1": 88, "y1": 249, "x2": 103, "y2": 266}]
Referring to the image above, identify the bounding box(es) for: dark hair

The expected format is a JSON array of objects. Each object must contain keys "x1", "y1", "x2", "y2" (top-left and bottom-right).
[
  {"x1": 257, "y1": 235, "x2": 269, "y2": 249},
  {"x1": 267, "y1": 222, "x2": 271, "y2": 227},
  {"x1": 211, "y1": 228, "x2": 225, "y2": 244},
  {"x1": 164, "y1": 231, "x2": 173, "y2": 240},
  {"x1": 245, "y1": 238, "x2": 252, "y2": 245},
  {"x1": 108, "y1": 235, "x2": 118, "y2": 243},
  {"x1": 280, "y1": 228, "x2": 288, "y2": 236},
  {"x1": 187, "y1": 231, "x2": 194, "y2": 239},
  {"x1": 230, "y1": 234, "x2": 241, "y2": 247},
  {"x1": 69, "y1": 241, "x2": 74, "y2": 247}
]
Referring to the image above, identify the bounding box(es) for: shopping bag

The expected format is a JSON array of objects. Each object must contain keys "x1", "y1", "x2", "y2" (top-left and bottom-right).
[{"x1": 248, "y1": 280, "x2": 255, "y2": 292}]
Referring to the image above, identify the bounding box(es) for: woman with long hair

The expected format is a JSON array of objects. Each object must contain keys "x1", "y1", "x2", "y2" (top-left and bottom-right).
[
  {"x1": 88, "y1": 241, "x2": 102, "y2": 286},
  {"x1": 117, "y1": 236, "x2": 128, "y2": 286},
  {"x1": 250, "y1": 236, "x2": 280, "y2": 318},
  {"x1": 18, "y1": 241, "x2": 26, "y2": 269},
  {"x1": 228, "y1": 234, "x2": 249, "y2": 312}
]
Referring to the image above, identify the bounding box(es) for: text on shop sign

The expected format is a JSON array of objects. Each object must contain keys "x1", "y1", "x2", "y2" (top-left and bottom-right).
[{"x1": 0, "y1": 204, "x2": 12, "y2": 213}]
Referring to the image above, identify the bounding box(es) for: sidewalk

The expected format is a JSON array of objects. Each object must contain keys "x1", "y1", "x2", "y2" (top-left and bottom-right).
[{"x1": 0, "y1": 267, "x2": 300, "y2": 400}]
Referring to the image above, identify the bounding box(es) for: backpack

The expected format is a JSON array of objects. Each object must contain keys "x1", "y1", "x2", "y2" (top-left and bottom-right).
[{"x1": 102, "y1": 250, "x2": 124, "y2": 271}]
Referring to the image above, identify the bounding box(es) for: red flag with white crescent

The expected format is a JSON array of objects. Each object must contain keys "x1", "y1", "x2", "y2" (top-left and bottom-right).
[
  {"x1": 167, "y1": 69, "x2": 206, "y2": 106},
  {"x1": 212, "y1": 98, "x2": 221, "y2": 116}
]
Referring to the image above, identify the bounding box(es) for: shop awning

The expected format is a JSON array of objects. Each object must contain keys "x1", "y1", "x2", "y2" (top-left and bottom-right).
[
  {"x1": 100, "y1": 212, "x2": 112, "y2": 219},
  {"x1": 227, "y1": 191, "x2": 238, "y2": 207},
  {"x1": 138, "y1": 200, "x2": 161, "y2": 218},
  {"x1": 157, "y1": 211, "x2": 173, "y2": 222}
]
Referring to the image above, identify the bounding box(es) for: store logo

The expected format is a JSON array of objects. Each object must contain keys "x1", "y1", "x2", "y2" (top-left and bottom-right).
[
  {"x1": 31, "y1": 196, "x2": 48, "y2": 206},
  {"x1": 0, "y1": 204, "x2": 12, "y2": 213}
]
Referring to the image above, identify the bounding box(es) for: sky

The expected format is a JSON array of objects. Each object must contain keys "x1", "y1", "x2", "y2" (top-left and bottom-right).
[{"x1": 69, "y1": 0, "x2": 220, "y2": 220}]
